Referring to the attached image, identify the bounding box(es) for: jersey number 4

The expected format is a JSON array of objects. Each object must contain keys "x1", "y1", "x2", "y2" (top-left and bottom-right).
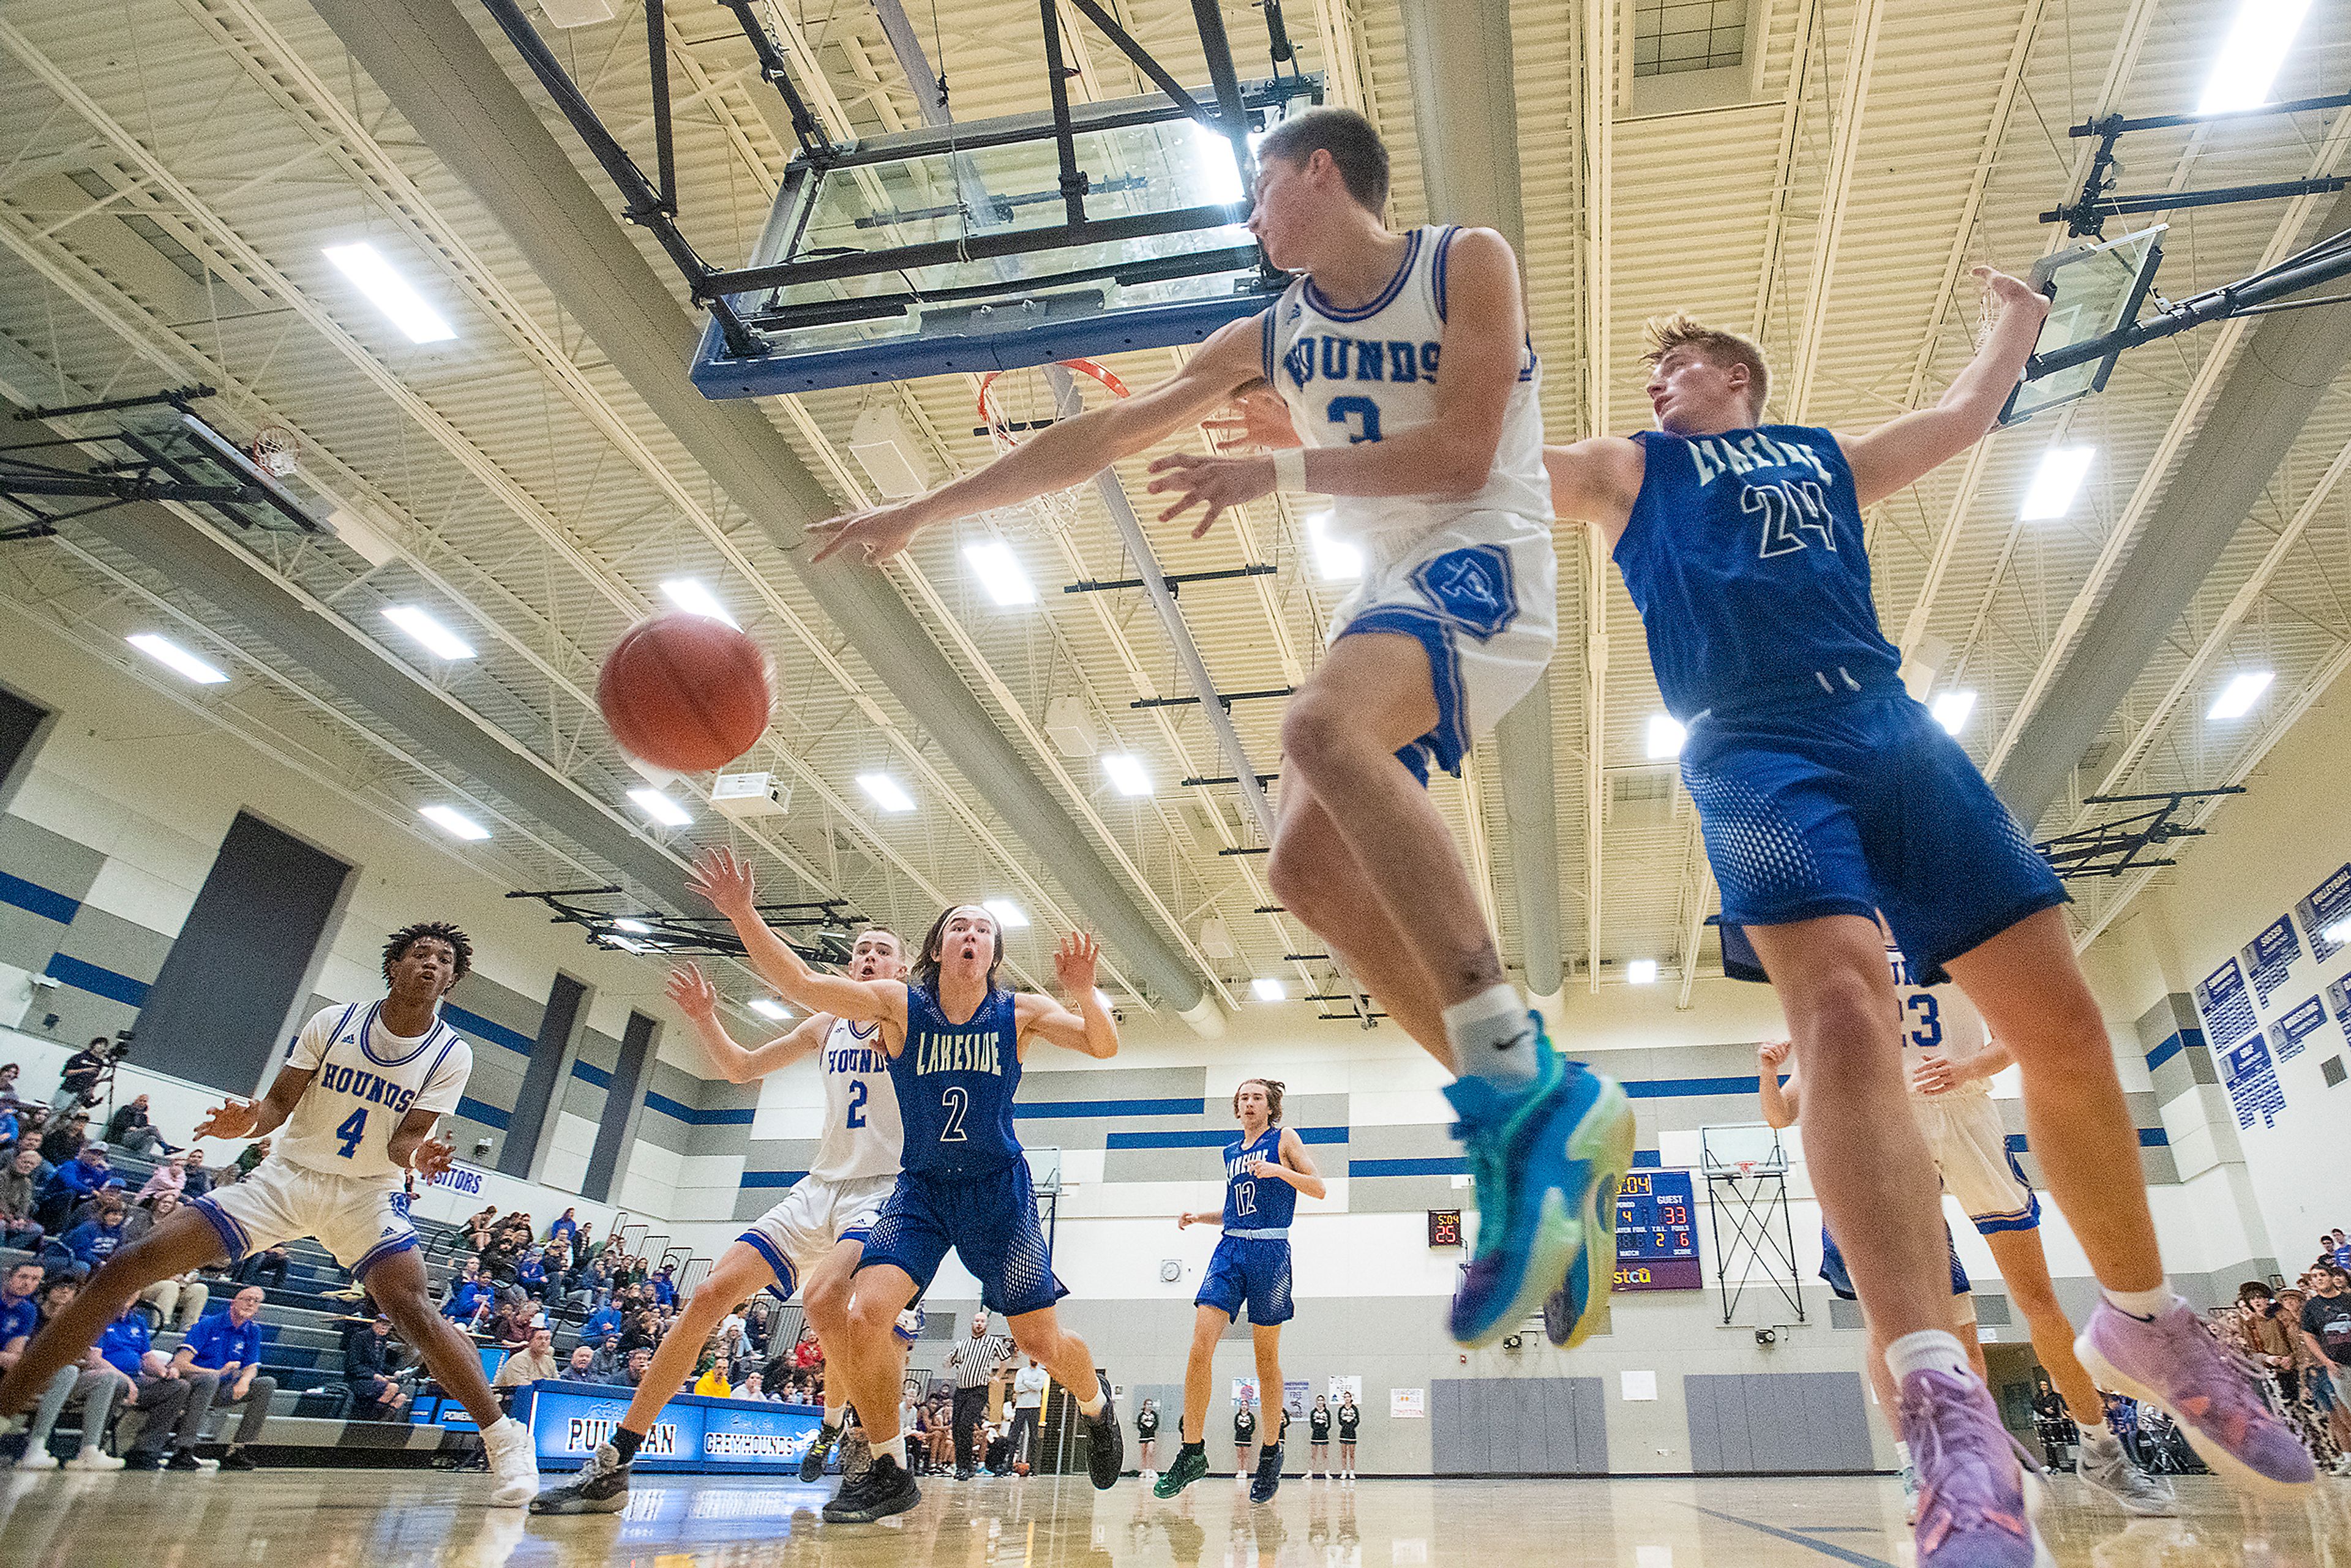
[
  {"x1": 1745, "y1": 478, "x2": 1836, "y2": 558},
  {"x1": 334, "y1": 1107, "x2": 367, "y2": 1158}
]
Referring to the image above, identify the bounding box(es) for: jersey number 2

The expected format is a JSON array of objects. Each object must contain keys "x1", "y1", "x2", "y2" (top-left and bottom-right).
[
  {"x1": 939, "y1": 1086, "x2": 969, "y2": 1142},
  {"x1": 846, "y1": 1079, "x2": 868, "y2": 1130},
  {"x1": 334, "y1": 1107, "x2": 367, "y2": 1158}
]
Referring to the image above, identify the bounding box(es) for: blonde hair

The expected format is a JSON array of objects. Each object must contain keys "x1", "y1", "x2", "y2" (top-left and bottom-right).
[{"x1": 1641, "y1": 313, "x2": 1771, "y2": 418}]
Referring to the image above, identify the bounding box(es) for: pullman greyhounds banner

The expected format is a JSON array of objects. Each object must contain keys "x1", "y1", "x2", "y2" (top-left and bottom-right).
[{"x1": 520, "y1": 1381, "x2": 825, "y2": 1472}]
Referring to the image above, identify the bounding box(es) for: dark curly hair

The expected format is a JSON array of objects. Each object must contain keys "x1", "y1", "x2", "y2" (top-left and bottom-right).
[
  {"x1": 382, "y1": 921, "x2": 473, "y2": 986},
  {"x1": 1233, "y1": 1078, "x2": 1284, "y2": 1123}
]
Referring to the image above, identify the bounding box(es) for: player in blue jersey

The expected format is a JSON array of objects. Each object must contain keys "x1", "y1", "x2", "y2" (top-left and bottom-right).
[
  {"x1": 809, "y1": 106, "x2": 1633, "y2": 1357},
  {"x1": 689, "y1": 848, "x2": 1127, "y2": 1523},
  {"x1": 1157, "y1": 1078, "x2": 1324, "y2": 1502}
]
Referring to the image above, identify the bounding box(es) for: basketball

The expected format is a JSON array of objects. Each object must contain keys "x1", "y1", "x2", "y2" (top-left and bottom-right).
[
  {"x1": 596, "y1": 612, "x2": 772, "y2": 773},
  {"x1": 1012, "y1": 1461, "x2": 1029, "y2": 1477}
]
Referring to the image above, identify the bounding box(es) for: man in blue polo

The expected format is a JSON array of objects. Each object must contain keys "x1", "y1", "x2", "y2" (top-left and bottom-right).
[
  {"x1": 97, "y1": 1299, "x2": 199, "y2": 1469},
  {"x1": 173, "y1": 1285, "x2": 276, "y2": 1470}
]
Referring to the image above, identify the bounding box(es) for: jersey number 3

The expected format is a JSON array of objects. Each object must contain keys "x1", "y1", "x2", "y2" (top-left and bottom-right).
[
  {"x1": 334, "y1": 1107, "x2": 367, "y2": 1158},
  {"x1": 1325, "y1": 396, "x2": 1382, "y2": 445}
]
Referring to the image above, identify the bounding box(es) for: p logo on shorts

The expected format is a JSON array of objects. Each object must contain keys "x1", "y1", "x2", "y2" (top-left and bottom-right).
[{"x1": 1411, "y1": 545, "x2": 1518, "y2": 640}]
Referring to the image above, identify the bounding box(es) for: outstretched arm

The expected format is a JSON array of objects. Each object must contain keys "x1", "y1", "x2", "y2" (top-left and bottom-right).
[
  {"x1": 666, "y1": 963, "x2": 830, "y2": 1084},
  {"x1": 808, "y1": 319, "x2": 1266, "y2": 565},
  {"x1": 193, "y1": 1062, "x2": 313, "y2": 1144},
  {"x1": 1839, "y1": 268, "x2": 2050, "y2": 509},
  {"x1": 689, "y1": 848, "x2": 907, "y2": 1029},
  {"x1": 1018, "y1": 934, "x2": 1119, "y2": 1059},
  {"x1": 1756, "y1": 1040, "x2": 1801, "y2": 1128}
]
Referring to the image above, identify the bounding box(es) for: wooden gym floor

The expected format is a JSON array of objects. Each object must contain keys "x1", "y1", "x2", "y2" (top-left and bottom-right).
[{"x1": 2, "y1": 1468, "x2": 2344, "y2": 1566}]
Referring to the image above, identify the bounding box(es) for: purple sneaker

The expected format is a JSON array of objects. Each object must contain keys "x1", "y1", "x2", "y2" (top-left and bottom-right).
[
  {"x1": 1899, "y1": 1369, "x2": 2053, "y2": 1568},
  {"x1": 2076, "y1": 1299, "x2": 2317, "y2": 1497}
]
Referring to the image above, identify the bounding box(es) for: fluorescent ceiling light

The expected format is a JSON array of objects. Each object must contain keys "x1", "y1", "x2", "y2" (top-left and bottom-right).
[
  {"x1": 748, "y1": 997, "x2": 791, "y2": 1021},
  {"x1": 1626, "y1": 959, "x2": 1659, "y2": 985},
  {"x1": 1187, "y1": 121, "x2": 1247, "y2": 206},
  {"x1": 1251, "y1": 977, "x2": 1288, "y2": 1002},
  {"x1": 1305, "y1": 510, "x2": 1362, "y2": 582},
  {"x1": 2208, "y1": 670, "x2": 2274, "y2": 720},
  {"x1": 419, "y1": 804, "x2": 490, "y2": 841},
  {"x1": 963, "y1": 541, "x2": 1037, "y2": 606},
  {"x1": 607, "y1": 935, "x2": 651, "y2": 954},
  {"x1": 1646, "y1": 714, "x2": 1686, "y2": 759},
  {"x1": 613, "y1": 918, "x2": 653, "y2": 935},
  {"x1": 323, "y1": 242, "x2": 456, "y2": 343},
  {"x1": 126, "y1": 632, "x2": 227, "y2": 685},
  {"x1": 857, "y1": 773, "x2": 915, "y2": 813},
  {"x1": 2325, "y1": 920, "x2": 2351, "y2": 946},
  {"x1": 383, "y1": 605, "x2": 476, "y2": 661},
  {"x1": 2020, "y1": 445, "x2": 2095, "y2": 522},
  {"x1": 661, "y1": 578, "x2": 739, "y2": 628},
  {"x1": 982, "y1": 899, "x2": 1030, "y2": 929},
  {"x1": 1102, "y1": 754, "x2": 1153, "y2": 797},
  {"x1": 628, "y1": 787, "x2": 694, "y2": 827},
  {"x1": 1931, "y1": 690, "x2": 1978, "y2": 735},
  {"x1": 2199, "y1": 0, "x2": 2313, "y2": 114}
]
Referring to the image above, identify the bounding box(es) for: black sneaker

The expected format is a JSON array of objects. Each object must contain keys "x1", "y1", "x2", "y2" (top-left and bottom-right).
[
  {"x1": 528, "y1": 1441, "x2": 632, "y2": 1514},
  {"x1": 1153, "y1": 1444, "x2": 1209, "y2": 1498},
  {"x1": 1248, "y1": 1425, "x2": 1284, "y2": 1504},
  {"x1": 823, "y1": 1452, "x2": 920, "y2": 1523},
  {"x1": 953, "y1": 1466, "x2": 975, "y2": 1481},
  {"x1": 1085, "y1": 1372, "x2": 1124, "y2": 1490},
  {"x1": 799, "y1": 1422, "x2": 839, "y2": 1484},
  {"x1": 124, "y1": 1450, "x2": 163, "y2": 1471},
  {"x1": 167, "y1": 1447, "x2": 204, "y2": 1471},
  {"x1": 219, "y1": 1449, "x2": 257, "y2": 1472}
]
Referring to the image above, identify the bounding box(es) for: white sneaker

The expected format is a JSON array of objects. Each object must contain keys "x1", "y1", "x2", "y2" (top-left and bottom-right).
[
  {"x1": 1899, "y1": 1462, "x2": 1920, "y2": 1524},
  {"x1": 68, "y1": 1450, "x2": 125, "y2": 1472},
  {"x1": 482, "y1": 1416, "x2": 539, "y2": 1507},
  {"x1": 15, "y1": 1448, "x2": 58, "y2": 1471},
  {"x1": 2332, "y1": 1453, "x2": 2351, "y2": 1478}
]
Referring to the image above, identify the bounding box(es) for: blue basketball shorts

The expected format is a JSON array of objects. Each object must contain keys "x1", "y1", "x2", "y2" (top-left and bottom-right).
[
  {"x1": 1196, "y1": 1234, "x2": 1295, "y2": 1326},
  {"x1": 857, "y1": 1159, "x2": 1068, "y2": 1319},
  {"x1": 1820, "y1": 1219, "x2": 1970, "y2": 1303},
  {"x1": 1681, "y1": 694, "x2": 2068, "y2": 981}
]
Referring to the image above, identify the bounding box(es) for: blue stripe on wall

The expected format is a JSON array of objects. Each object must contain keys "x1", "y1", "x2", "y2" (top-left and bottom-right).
[
  {"x1": 571, "y1": 1060, "x2": 612, "y2": 1089},
  {"x1": 43, "y1": 953, "x2": 148, "y2": 1007},
  {"x1": 2005, "y1": 1128, "x2": 2172, "y2": 1153},
  {"x1": 0, "y1": 869, "x2": 78, "y2": 925},
  {"x1": 1016, "y1": 1097, "x2": 1206, "y2": 1120},
  {"x1": 643, "y1": 1090, "x2": 757, "y2": 1127},
  {"x1": 1624, "y1": 1075, "x2": 1761, "y2": 1099},
  {"x1": 1106, "y1": 1125, "x2": 1349, "y2": 1151},
  {"x1": 1349, "y1": 1155, "x2": 1464, "y2": 1178},
  {"x1": 442, "y1": 1004, "x2": 535, "y2": 1057},
  {"x1": 456, "y1": 1096, "x2": 511, "y2": 1131},
  {"x1": 2145, "y1": 1035, "x2": 2183, "y2": 1071},
  {"x1": 741, "y1": 1169, "x2": 809, "y2": 1189}
]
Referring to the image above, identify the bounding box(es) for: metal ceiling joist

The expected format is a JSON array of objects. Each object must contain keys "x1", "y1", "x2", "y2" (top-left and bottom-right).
[{"x1": 310, "y1": 0, "x2": 1220, "y2": 1030}]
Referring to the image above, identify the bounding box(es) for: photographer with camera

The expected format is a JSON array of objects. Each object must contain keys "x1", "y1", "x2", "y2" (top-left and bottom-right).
[{"x1": 55, "y1": 1039, "x2": 113, "y2": 1116}]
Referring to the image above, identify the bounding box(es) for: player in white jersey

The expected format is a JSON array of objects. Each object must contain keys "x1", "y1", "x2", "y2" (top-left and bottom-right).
[
  {"x1": 1767, "y1": 935, "x2": 2175, "y2": 1517},
  {"x1": 532, "y1": 928, "x2": 907, "y2": 1514},
  {"x1": 0, "y1": 922, "x2": 541, "y2": 1505},
  {"x1": 809, "y1": 106, "x2": 1633, "y2": 1352}
]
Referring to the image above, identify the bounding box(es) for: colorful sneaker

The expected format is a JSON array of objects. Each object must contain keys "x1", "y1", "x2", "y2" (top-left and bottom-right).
[
  {"x1": 822, "y1": 1452, "x2": 920, "y2": 1523},
  {"x1": 1153, "y1": 1445, "x2": 1209, "y2": 1499},
  {"x1": 2077, "y1": 1429, "x2": 2176, "y2": 1517},
  {"x1": 529, "y1": 1441, "x2": 631, "y2": 1514},
  {"x1": 1900, "y1": 1368, "x2": 2053, "y2": 1568},
  {"x1": 2075, "y1": 1300, "x2": 2316, "y2": 1498},
  {"x1": 1447, "y1": 1018, "x2": 1632, "y2": 1348},
  {"x1": 799, "y1": 1420, "x2": 840, "y2": 1483}
]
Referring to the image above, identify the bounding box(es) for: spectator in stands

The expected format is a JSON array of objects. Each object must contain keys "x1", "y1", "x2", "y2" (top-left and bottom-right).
[
  {"x1": 513, "y1": 1245, "x2": 549, "y2": 1301},
  {"x1": 546, "y1": 1208, "x2": 577, "y2": 1245},
  {"x1": 481, "y1": 1300, "x2": 530, "y2": 1350},
  {"x1": 619, "y1": 1308, "x2": 659, "y2": 1354},
  {"x1": 572, "y1": 1222, "x2": 598, "y2": 1261},
  {"x1": 921, "y1": 1396, "x2": 954, "y2": 1474},
  {"x1": 234, "y1": 1235, "x2": 291, "y2": 1289},
  {"x1": 717, "y1": 1323, "x2": 756, "y2": 1386},
  {"x1": 838, "y1": 1410, "x2": 871, "y2": 1484},
  {"x1": 1, "y1": 1145, "x2": 45, "y2": 1248},
  {"x1": 97, "y1": 1297, "x2": 202, "y2": 1469},
  {"x1": 743, "y1": 1300, "x2": 774, "y2": 1354},
  {"x1": 34, "y1": 1139, "x2": 107, "y2": 1230},
  {"x1": 651, "y1": 1264, "x2": 677, "y2": 1308},
  {"x1": 588, "y1": 1334, "x2": 626, "y2": 1383},
  {"x1": 171, "y1": 1285, "x2": 276, "y2": 1470},
  {"x1": 2298, "y1": 1266, "x2": 2351, "y2": 1477},
  {"x1": 2281, "y1": 1284, "x2": 2351, "y2": 1458},
  {"x1": 124, "y1": 1193, "x2": 208, "y2": 1330},
  {"x1": 2102, "y1": 1392, "x2": 2143, "y2": 1466},
  {"x1": 43, "y1": 1111, "x2": 90, "y2": 1168},
  {"x1": 103, "y1": 1094, "x2": 168, "y2": 1158},
  {"x1": 561, "y1": 1345, "x2": 599, "y2": 1382},
  {"x1": 692, "y1": 1349, "x2": 730, "y2": 1398},
  {"x1": 178, "y1": 1153, "x2": 214, "y2": 1201},
  {"x1": 463, "y1": 1217, "x2": 495, "y2": 1255},
  {"x1": 2334, "y1": 1230, "x2": 2351, "y2": 1270},
  {"x1": 736, "y1": 1371, "x2": 772, "y2": 1402},
  {"x1": 56, "y1": 1039, "x2": 109, "y2": 1112},
  {"x1": 343, "y1": 1314, "x2": 408, "y2": 1420},
  {"x1": 790, "y1": 1322, "x2": 824, "y2": 1378},
  {"x1": 580, "y1": 1299, "x2": 622, "y2": 1343},
  {"x1": 623, "y1": 1347, "x2": 651, "y2": 1389},
  {"x1": 233, "y1": 1138, "x2": 269, "y2": 1177},
  {"x1": 59, "y1": 1191, "x2": 131, "y2": 1271},
  {"x1": 137, "y1": 1151, "x2": 191, "y2": 1202},
  {"x1": 493, "y1": 1327, "x2": 558, "y2": 1398},
  {"x1": 0, "y1": 1062, "x2": 23, "y2": 1110},
  {"x1": 10, "y1": 1272, "x2": 124, "y2": 1472},
  {"x1": 440, "y1": 1257, "x2": 493, "y2": 1326}
]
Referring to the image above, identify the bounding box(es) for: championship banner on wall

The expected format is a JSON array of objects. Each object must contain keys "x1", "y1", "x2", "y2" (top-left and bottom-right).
[
  {"x1": 2192, "y1": 861, "x2": 2351, "y2": 1135},
  {"x1": 520, "y1": 1382, "x2": 822, "y2": 1472}
]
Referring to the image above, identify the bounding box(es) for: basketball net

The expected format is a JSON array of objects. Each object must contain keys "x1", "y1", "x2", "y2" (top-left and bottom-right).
[
  {"x1": 249, "y1": 424, "x2": 301, "y2": 479},
  {"x1": 973, "y1": 359, "x2": 1130, "y2": 541},
  {"x1": 1734, "y1": 1160, "x2": 1758, "y2": 1182}
]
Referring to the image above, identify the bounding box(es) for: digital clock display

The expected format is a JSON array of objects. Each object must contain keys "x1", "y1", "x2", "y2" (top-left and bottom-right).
[
  {"x1": 1611, "y1": 1169, "x2": 1701, "y2": 1291},
  {"x1": 1427, "y1": 1209, "x2": 1463, "y2": 1249}
]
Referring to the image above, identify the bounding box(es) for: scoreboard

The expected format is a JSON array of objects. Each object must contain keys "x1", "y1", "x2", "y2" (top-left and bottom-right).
[{"x1": 1611, "y1": 1169, "x2": 1701, "y2": 1291}]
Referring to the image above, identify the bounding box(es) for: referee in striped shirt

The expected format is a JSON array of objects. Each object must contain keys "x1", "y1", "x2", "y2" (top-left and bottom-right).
[{"x1": 946, "y1": 1311, "x2": 1015, "y2": 1478}]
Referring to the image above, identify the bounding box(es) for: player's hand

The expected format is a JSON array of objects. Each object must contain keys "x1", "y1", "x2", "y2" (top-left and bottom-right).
[
  {"x1": 666, "y1": 962, "x2": 719, "y2": 1021},
  {"x1": 1911, "y1": 1054, "x2": 1958, "y2": 1097},
  {"x1": 1756, "y1": 1039, "x2": 1792, "y2": 1070},
  {"x1": 1248, "y1": 1157, "x2": 1283, "y2": 1182},
  {"x1": 410, "y1": 1134, "x2": 459, "y2": 1181},
  {"x1": 688, "y1": 846, "x2": 759, "y2": 920},
  {"x1": 1177, "y1": 1211, "x2": 1197, "y2": 1229},
  {"x1": 1201, "y1": 385, "x2": 1302, "y2": 453},
  {"x1": 194, "y1": 1098, "x2": 258, "y2": 1142},
  {"x1": 1143, "y1": 452, "x2": 1276, "y2": 538},
  {"x1": 1054, "y1": 932, "x2": 1101, "y2": 997},
  {"x1": 1973, "y1": 265, "x2": 2050, "y2": 324},
  {"x1": 806, "y1": 503, "x2": 927, "y2": 566}
]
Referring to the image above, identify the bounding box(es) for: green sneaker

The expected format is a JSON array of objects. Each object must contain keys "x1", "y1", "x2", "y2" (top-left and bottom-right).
[{"x1": 1153, "y1": 1444, "x2": 1210, "y2": 1498}]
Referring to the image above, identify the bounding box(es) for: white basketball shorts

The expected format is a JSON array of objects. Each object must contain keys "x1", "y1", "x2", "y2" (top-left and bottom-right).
[
  {"x1": 190, "y1": 1157, "x2": 418, "y2": 1280},
  {"x1": 738, "y1": 1172, "x2": 897, "y2": 1296},
  {"x1": 1329, "y1": 509, "x2": 1558, "y2": 784},
  {"x1": 1912, "y1": 1091, "x2": 2040, "y2": 1234}
]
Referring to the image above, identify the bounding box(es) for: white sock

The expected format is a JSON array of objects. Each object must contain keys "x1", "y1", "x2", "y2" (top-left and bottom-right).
[
  {"x1": 1444, "y1": 985, "x2": 1537, "y2": 1086},
  {"x1": 1078, "y1": 1389, "x2": 1105, "y2": 1418},
  {"x1": 1892, "y1": 1440, "x2": 1911, "y2": 1468},
  {"x1": 2101, "y1": 1281, "x2": 2180, "y2": 1321},
  {"x1": 876, "y1": 1435, "x2": 904, "y2": 1465},
  {"x1": 1884, "y1": 1329, "x2": 1971, "y2": 1384}
]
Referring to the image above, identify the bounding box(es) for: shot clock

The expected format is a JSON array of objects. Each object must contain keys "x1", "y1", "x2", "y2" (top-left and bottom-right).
[{"x1": 1427, "y1": 1208, "x2": 1463, "y2": 1249}]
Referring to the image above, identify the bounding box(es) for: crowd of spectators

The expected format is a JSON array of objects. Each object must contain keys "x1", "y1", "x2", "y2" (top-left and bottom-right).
[{"x1": 2222, "y1": 1256, "x2": 2351, "y2": 1479}]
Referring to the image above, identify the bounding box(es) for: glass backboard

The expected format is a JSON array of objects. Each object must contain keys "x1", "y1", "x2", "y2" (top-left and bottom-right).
[{"x1": 2001, "y1": 225, "x2": 2165, "y2": 426}]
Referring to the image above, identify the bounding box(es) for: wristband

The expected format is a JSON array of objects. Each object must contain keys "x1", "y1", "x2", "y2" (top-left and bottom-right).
[{"x1": 1272, "y1": 447, "x2": 1308, "y2": 493}]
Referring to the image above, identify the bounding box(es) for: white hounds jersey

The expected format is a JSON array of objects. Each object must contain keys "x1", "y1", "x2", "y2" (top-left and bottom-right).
[
  {"x1": 1886, "y1": 944, "x2": 2039, "y2": 1232},
  {"x1": 1886, "y1": 943, "x2": 1992, "y2": 1100},
  {"x1": 738, "y1": 1015, "x2": 905, "y2": 1292},
  {"x1": 278, "y1": 1000, "x2": 471, "y2": 1182},
  {"x1": 1262, "y1": 224, "x2": 1559, "y2": 782}
]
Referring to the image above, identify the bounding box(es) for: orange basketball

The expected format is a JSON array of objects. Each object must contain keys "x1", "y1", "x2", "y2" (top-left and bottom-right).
[{"x1": 597, "y1": 612, "x2": 772, "y2": 773}]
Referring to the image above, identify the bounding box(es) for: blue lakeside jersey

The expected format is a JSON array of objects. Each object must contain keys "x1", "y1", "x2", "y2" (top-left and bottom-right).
[
  {"x1": 1221, "y1": 1127, "x2": 1295, "y2": 1231},
  {"x1": 1614, "y1": 426, "x2": 1903, "y2": 722},
  {"x1": 890, "y1": 983, "x2": 1023, "y2": 1176}
]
